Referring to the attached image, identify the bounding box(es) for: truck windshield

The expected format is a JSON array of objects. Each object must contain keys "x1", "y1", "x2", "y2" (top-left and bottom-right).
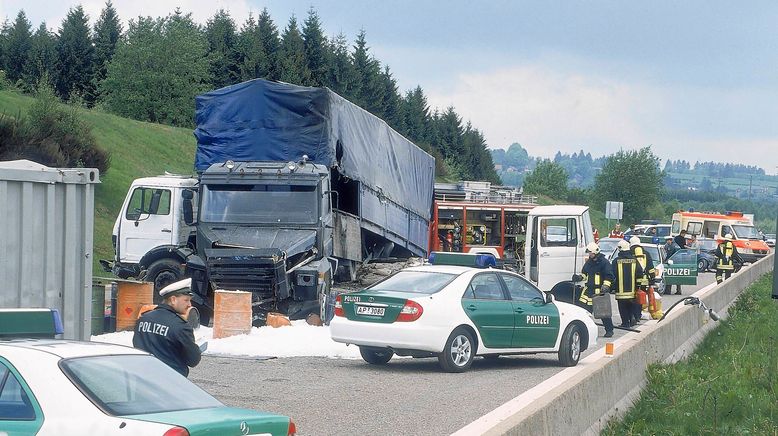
[
  {"x1": 732, "y1": 225, "x2": 759, "y2": 239},
  {"x1": 200, "y1": 184, "x2": 317, "y2": 224}
]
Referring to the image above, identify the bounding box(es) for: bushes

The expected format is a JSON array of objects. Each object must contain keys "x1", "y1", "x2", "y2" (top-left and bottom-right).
[{"x1": 0, "y1": 86, "x2": 110, "y2": 173}]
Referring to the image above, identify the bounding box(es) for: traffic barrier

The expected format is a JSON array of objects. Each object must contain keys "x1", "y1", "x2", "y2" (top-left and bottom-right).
[
  {"x1": 454, "y1": 253, "x2": 774, "y2": 436},
  {"x1": 116, "y1": 281, "x2": 153, "y2": 331},
  {"x1": 213, "y1": 290, "x2": 252, "y2": 339}
]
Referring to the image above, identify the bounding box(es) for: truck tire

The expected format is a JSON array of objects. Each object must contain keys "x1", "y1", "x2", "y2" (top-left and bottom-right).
[{"x1": 145, "y1": 258, "x2": 184, "y2": 304}]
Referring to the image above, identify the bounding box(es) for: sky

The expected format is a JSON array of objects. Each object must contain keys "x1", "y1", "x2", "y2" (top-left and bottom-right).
[{"x1": 5, "y1": 0, "x2": 778, "y2": 172}]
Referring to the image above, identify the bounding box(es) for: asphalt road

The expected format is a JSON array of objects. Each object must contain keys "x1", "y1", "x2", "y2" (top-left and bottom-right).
[{"x1": 190, "y1": 273, "x2": 717, "y2": 436}]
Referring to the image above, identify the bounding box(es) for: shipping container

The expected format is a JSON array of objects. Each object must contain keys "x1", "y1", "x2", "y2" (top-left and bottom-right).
[{"x1": 0, "y1": 160, "x2": 99, "y2": 340}]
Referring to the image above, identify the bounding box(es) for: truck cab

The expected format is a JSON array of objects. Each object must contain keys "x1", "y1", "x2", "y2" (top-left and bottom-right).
[
  {"x1": 524, "y1": 205, "x2": 594, "y2": 299},
  {"x1": 107, "y1": 175, "x2": 197, "y2": 286}
]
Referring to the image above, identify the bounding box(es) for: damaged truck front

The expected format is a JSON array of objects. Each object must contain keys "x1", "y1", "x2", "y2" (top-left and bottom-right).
[{"x1": 184, "y1": 79, "x2": 435, "y2": 324}]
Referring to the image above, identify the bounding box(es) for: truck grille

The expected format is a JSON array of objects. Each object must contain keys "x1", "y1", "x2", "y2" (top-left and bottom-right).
[{"x1": 204, "y1": 248, "x2": 289, "y2": 300}]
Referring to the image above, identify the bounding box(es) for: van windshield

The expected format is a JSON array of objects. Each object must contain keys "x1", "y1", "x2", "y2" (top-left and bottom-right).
[{"x1": 732, "y1": 225, "x2": 759, "y2": 239}]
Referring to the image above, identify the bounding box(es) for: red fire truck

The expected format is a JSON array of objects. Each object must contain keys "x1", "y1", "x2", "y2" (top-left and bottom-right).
[
  {"x1": 671, "y1": 210, "x2": 770, "y2": 263},
  {"x1": 428, "y1": 182, "x2": 537, "y2": 270}
]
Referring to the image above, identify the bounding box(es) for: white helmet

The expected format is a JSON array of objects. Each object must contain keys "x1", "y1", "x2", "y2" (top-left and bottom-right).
[
  {"x1": 724, "y1": 233, "x2": 733, "y2": 240},
  {"x1": 585, "y1": 242, "x2": 600, "y2": 254},
  {"x1": 629, "y1": 236, "x2": 641, "y2": 247},
  {"x1": 617, "y1": 240, "x2": 631, "y2": 252}
]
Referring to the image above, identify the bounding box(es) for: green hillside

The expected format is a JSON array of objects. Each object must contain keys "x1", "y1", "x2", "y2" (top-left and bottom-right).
[{"x1": 0, "y1": 90, "x2": 196, "y2": 274}]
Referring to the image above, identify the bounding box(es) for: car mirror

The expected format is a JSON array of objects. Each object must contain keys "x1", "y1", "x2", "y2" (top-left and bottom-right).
[
  {"x1": 545, "y1": 293, "x2": 555, "y2": 304},
  {"x1": 667, "y1": 259, "x2": 674, "y2": 265}
]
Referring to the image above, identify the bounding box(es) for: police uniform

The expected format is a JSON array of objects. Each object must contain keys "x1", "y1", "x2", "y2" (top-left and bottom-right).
[
  {"x1": 631, "y1": 244, "x2": 656, "y2": 324},
  {"x1": 714, "y1": 238, "x2": 742, "y2": 284},
  {"x1": 612, "y1": 249, "x2": 644, "y2": 327},
  {"x1": 132, "y1": 279, "x2": 202, "y2": 376},
  {"x1": 578, "y1": 252, "x2": 615, "y2": 336}
]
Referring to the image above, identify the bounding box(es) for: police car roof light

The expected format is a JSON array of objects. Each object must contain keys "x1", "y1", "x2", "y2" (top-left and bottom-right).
[
  {"x1": 52, "y1": 308, "x2": 64, "y2": 335},
  {"x1": 428, "y1": 251, "x2": 497, "y2": 268}
]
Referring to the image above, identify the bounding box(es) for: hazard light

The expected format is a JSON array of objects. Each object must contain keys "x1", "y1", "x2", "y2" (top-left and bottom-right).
[{"x1": 428, "y1": 252, "x2": 497, "y2": 268}]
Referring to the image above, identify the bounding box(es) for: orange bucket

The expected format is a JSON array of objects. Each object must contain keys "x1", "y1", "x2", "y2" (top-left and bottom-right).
[
  {"x1": 636, "y1": 290, "x2": 648, "y2": 307},
  {"x1": 213, "y1": 290, "x2": 252, "y2": 339},
  {"x1": 267, "y1": 312, "x2": 292, "y2": 328},
  {"x1": 116, "y1": 281, "x2": 153, "y2": 331}
]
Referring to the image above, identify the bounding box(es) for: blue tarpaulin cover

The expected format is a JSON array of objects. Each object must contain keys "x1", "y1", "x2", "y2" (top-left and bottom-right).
[{"x1": 194, "y1": 79, "x2": 435, "y2": 220}]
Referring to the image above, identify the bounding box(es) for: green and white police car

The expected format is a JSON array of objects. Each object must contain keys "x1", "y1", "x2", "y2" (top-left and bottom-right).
[
  {"x1": 330, "y1": 253, "x2": 598, "y2": 372},
  {"x1": 0, "y1": 309, "x2": 296, "y2": 435}
]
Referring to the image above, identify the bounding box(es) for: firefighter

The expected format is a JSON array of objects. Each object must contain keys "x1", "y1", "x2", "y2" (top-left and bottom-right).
[
  {"x1": 629, "y1": 236, "x2": 656, "y2": 325},
  {"x1": 714, "y1": 233, "x2": 743, "y2": 284},
  {"x1": 576, "y1": 242, "x2": 615, "y2": 337},
  {"x1": 612, "y1": 239, "x2": 644, "y2": 328}
]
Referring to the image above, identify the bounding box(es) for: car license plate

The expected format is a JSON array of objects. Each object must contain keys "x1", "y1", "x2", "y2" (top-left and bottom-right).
[{"x1": 356, "y1": 305, "x2": 385, "y2": 316}]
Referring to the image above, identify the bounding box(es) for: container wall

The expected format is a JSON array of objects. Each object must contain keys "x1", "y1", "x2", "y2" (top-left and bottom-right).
[{"x1": 0, "y1": 163, "x2": 98, "y2": 340}]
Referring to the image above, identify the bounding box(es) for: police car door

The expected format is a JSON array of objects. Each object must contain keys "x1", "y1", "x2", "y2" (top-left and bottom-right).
[
  {"x1": 664, "y1": 249, "x2": 698, "y2": 286},
  {"x1": 461, "y1": 273, "x2": 514, "y2": 349},
  {"x1": 499, "y1": 273, "x2": 560, "y2": 349}
]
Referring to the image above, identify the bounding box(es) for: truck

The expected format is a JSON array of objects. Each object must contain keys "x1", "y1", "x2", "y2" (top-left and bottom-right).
[
  {"x1": 105, "y1": 79, "x2": 435, "y2": 323},
  {"x1": 671, "y1": 210, "x2": 770, "y2": 263}
]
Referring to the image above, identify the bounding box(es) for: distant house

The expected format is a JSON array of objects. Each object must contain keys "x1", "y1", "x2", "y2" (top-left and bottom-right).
[{"x1": 494, "y1": 164, "x2": 503, "y2": 171}]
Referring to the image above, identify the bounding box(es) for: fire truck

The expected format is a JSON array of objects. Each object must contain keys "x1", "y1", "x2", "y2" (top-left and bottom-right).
[
  {"x1": 671, "y1": 210, "x2": 770, "y2": 263},
  {"x1": 428, "y1": 182, "x2": 537, "y2": 271}
]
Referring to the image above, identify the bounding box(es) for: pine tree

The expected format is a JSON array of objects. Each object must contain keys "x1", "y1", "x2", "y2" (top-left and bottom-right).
[
  {"x1": 301, "y1": 7, "x2": 328, "y2": 86},
  {"x1": 401, "y1": 86, "x2": 430, "y2": 143},
  {"x1": 93, "y1": 1, "x2": 122, "y2": 91},
  {"x1": 205, "y1": 9, "x2": 239, "y2": 88},
  {"x1": 25, "y1": 23, "x2": 56, "y2": 89},
  {"x1": 0, "y1": 20, "x2": 11, "y2": 74},
  {"x1": 278, "y1": 16, "x2": 310, "y2": 85},
  {"x1": 379, "y1": 65, "x2": 402, "y2": 130},
  {"x1": 54, "y1": 5, "x2": 95, "y2": 102},
  {"x1": 256, "y1": 8, "x2": 280, "y2": 80},
  {"x1": 326, "y1": 32, "x2": 357, "y2": 98},
  {"x1": 236, "y1": 13, "x2": 265, "y2": 81},
  {"x1": 351, "y1": 29, "x2": 384, "y2": 116},
  {"x1": 6, "y1": 10, "x2": 32, "y2": 84}
]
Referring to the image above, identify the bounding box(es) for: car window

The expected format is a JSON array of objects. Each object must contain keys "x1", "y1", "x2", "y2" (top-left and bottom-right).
[
  {"x1": 500, "y1": 274, "x2": 543, "y2": 302},
  {"x1": 61, "y1": 355, "x2": 222, "y2": 416},
  {"x1": 125, "y1": 188, "x2": 171, "y2": 220},
  {"x1": 668, "y1": 249, "x2": 696, "y2": 264},
  {"x1": 368, "y1": 270, "x2": 457, "y2": 294},
  {"x1": 656, "y1": 227, "x2": 670, "y2": 237},
  {"x1": 464, "y1": 273, "x2": 506, "y2": 300},
  {"x1": 0, "y1": 362, "x2": 35, "y2": 420}
]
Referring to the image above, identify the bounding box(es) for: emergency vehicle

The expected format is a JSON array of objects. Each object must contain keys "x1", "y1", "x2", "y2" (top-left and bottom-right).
[
  {"x1": 428, "y1": 182, "x2": 536, "y2": 267},
  {"x1": 671, "y1": 210, "x2": 770, "y2": 263}
]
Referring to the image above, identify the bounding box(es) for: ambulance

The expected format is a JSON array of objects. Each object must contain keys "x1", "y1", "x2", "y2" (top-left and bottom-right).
[{"x1": 670, "y1": 210, "x2": 770, "y2": 263}]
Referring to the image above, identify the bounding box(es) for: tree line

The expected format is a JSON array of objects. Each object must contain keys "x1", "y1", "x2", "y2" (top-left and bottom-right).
[
  {"x1": 0, "y1": 3, "x2": 499, "y2": 183},
  {"x1": 663, "y1": 160, "x2": 765, "y2": 178}
]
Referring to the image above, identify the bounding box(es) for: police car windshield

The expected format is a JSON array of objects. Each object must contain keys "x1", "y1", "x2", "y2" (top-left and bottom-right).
[
  {"x1": 60, "y1": 354, "x2": 222, "y2": 416},
  {"x1": 368, "y1": 271, "x2": 457, "y2": 294}
]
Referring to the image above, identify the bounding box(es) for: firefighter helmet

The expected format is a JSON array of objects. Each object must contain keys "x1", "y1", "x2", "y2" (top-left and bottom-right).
[
  {"x1": 724, "y1": 233, "x2": 733, "y2": 240},
  {"x1": 629, "y1": 236, "x2": 641, "y2": 246},
  {"x1": 585, "y1": 242, "x2": 600, "y2": 254},
  {"x1": 618, "y1": 240, "x2": 631, "y2": 252}
]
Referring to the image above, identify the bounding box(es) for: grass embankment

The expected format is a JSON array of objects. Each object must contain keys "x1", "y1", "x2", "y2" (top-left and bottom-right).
[
  {"x1": 0, "y1": 90, "x2": 196, "y2": 274},
  {"x1": 603, "y1": 273, "x2": 778, "y2": 435}
]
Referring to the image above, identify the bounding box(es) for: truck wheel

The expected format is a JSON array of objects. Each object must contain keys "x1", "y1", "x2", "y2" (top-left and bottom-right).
[{"x1": 145, "y1": 259, "x2": 184, "y2": 304}]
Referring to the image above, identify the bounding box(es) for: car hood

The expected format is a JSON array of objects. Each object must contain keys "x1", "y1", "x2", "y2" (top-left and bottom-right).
[
  {"x1": 126, "y1": 407, "x2": 291, "y2": 436},
  {"x1": 202, "y1": 226, "x2": 316, "y2": 257}
]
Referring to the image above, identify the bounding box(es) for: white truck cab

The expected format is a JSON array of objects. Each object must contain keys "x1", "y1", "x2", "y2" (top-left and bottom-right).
[
  {"x1": 524, "y1": 205, "x2": 594, "y2": 299},
  {"x1": 105, "y1": 175, "x2": 198, "y2": 291}
]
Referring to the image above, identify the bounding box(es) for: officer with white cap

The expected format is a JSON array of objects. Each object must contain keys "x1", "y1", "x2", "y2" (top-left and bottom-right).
[{"x1": 132, "y1": 278, "x2": 202, "y2": 376}]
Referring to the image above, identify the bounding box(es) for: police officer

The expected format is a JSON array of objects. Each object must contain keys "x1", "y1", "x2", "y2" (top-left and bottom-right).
[
  {"x1": 576, "y1": 242, "x2": 615, "y2": 337},
  {"x1": 612, "y1": 239, "x2": 644, "y2": 328},
  {"x1": 133, "y1": 278, "x2": 202, "y2": 376},
  {"x1": 714, "y1": 234, "x2": 743, "y2": 284},
  {"x1": 629, "y1": 237, "x2": 656, "y2": 325}
]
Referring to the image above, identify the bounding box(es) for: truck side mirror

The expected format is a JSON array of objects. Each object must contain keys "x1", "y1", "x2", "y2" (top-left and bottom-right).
[{"x1": 182, "y1": 189, "x2": 196, "y2": 226}]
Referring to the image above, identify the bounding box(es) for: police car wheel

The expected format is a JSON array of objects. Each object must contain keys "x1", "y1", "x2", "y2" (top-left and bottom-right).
[
  {"x1": 438, "y1": 328, "x2": 475, "y2": 373},
  {"x1": 558, "y1": 324, "x2": 582, "y2": 367},
  {"x1": 359, "y1": 347, "x2": 393, "y2": 365}
]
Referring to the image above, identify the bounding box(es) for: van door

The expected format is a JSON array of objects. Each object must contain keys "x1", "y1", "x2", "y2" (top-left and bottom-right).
[
  {"x1": 119, "y1": 186, "x2": 175, "y2": 263},
  {"x1": 535, "y1": 216, "x2": 581, "y2": 291}
]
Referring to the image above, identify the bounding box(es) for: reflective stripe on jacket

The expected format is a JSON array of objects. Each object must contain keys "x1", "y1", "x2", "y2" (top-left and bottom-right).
[
  {"x1": 579, "y1": 253, "x2": 614, "y2": 306},
  {"x1": 611, "y1": 252, "x2": 644, "y2": 300},
  {"x1": 716, "y1": 241, "x2": 735, "y2": 270}
]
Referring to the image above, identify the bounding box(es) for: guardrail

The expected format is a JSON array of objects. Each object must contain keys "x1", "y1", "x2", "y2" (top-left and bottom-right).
[{"x1": 454, "y1": 253, "x2": 774, "y2": 436}]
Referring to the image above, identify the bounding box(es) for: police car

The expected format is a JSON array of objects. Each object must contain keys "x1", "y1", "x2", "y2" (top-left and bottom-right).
[
  {"x1": 329, "y1": 253, "x2": 598, "y2": 372},
  {"x1": 0, "y1": 309, "x2": 296, "y2": 435}
]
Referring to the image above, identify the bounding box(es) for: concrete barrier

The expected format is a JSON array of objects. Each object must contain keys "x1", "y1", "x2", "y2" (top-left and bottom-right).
[{"x1": 454, "y1": 254, "x2": 774, "y2": 436}]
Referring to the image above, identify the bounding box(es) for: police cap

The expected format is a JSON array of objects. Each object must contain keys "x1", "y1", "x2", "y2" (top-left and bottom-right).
[{"x1": 159, "y1": 278, "x2": 194, "y2": 298}]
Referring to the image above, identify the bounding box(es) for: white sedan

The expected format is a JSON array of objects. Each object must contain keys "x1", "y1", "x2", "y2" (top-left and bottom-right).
[
  {"x1": 330, "y1": 253, "x2": 598, "y2": 372},
  {"x1": 0, "y1": 339, "x2": 295, "y2": 435}
]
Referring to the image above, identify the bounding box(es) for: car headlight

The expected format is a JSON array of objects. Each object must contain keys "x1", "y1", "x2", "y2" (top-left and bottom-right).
[{"x1": 739, "y1": 247, "x2": 753, "y2": 254}]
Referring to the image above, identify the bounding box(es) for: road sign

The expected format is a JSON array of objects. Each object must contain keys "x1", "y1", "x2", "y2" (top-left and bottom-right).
[{"x1": 606, "y1": 201, "x2": 623, "y2": 220}]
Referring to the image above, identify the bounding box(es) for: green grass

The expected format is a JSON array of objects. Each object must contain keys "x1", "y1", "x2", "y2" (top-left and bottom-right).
[
  {"x1": 603, "y1": 273, "x2": 778, "y2": 435},
  {"x1": 0, "y1": 90, "x2": 196, "y2": 274}
]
